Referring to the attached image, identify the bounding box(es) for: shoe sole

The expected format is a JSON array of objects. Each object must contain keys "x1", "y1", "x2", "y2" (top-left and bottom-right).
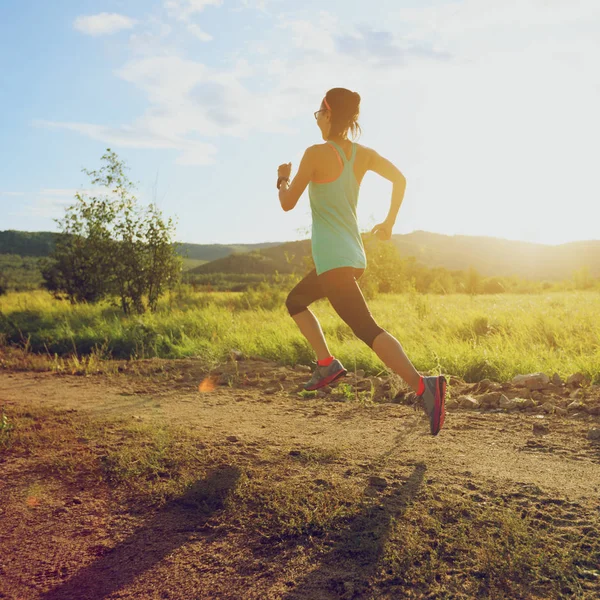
[
  {"x1": 304, "y1": 368, "x2": 347, "y2": 391},
  {"x1": 432, "y1": 376, "x2": 447, "y2": 435}
]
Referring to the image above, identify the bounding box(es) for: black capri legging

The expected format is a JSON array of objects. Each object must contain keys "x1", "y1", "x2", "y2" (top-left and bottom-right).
[{"x1": 285, "y1": 266, "x2": 386, "y2": 349}]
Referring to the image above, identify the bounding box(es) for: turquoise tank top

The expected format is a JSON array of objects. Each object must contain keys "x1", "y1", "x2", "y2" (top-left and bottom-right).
[{"x1": 308, "y1": 140, "x2": 367, "y2": 276}]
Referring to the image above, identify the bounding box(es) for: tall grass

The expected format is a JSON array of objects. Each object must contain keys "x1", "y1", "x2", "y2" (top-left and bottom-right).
[{"x1": 1, "y1": 288, "x2": 599, "y2": 382}]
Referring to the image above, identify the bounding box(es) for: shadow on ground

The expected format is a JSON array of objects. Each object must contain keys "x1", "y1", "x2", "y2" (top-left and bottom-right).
[
  {"x1": 40, "y1": 465, "x2": 241, "y2": 600},
  {"x1": 283, "y1": 461, "x2": 426, "y2": 600}
]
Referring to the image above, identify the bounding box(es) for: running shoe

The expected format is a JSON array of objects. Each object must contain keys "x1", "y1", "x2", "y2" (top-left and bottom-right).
[
  {"x1": 412, "y1": 375, "x2": 447, "y2": 436},
  {"x1": 303, "y1": 359, "x2": 347, "y2": 391}
]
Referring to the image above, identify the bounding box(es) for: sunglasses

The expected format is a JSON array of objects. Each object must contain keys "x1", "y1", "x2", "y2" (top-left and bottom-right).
[{"x1": 314, "y1": 108, "x2": 328, "y2": 120}]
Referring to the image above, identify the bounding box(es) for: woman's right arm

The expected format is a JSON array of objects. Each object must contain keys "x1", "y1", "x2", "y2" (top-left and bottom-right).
[{"x1": 367, "y1": 148, "x2": 407, "y2": 228}]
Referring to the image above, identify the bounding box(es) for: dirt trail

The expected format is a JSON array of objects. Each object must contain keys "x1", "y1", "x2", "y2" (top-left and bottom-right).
[{"x1": 1, "y1": 359, "x2": 599, "y2": 599}]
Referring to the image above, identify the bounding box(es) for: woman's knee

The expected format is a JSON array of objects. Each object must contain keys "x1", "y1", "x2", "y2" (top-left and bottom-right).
[
  {"x1": 285, "y1": 292, "x2": 306, "y2": 317},
  {"x1": 354, "y1": 323, "x2": 386, "y2": 349}
]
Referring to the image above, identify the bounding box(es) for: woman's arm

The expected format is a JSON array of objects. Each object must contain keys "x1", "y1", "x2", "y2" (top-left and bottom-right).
[
  {"x1": 367, "y1": 148, "x2": 407, "y2": 225},
  {"x1": 279, "y1": 146, "x2": 316, "y2": 212}
]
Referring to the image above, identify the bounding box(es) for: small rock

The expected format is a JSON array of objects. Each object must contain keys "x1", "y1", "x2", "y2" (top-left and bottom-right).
[
  {"x1": 541, "y1": 402, "x2": 557, "y2": 414},
  {"x1": 71, "y1": 497, "x2": 83, "y2": 505},
  {"x1": 226, "y1": 436, "x2": 239, "y2": 443},
  {"x1": 356, "y1": 380, "x2": 373, "y2": 391},
  {"x1": 567, "y1": 400, "x2": 586, "y2": 412},
  {"x1": 567, "y1": 373, "x2": 588, "y2": 388},
  {"x1": 588, "y1": 405, "x2": 600, "y2": 416},
  {"x1": 533, "y1": 422, "x2": 550, "y2": 436},
  {"x1": 229, "y1": 349, "x2": 244, "y2": 361},
  {"x1": 531, "y1": 391, "x2": 545, "y2": 402},
  {"x1": 569, "y1": 388, "x2": 584, "y2": 400},
  {"x1": 295, "y1": 365, "x2": 312, "y2": 373},
  {"x1": 512, "y1": 373, "x2": 550, "y2": 390},
  {"x1": 289, "y1": 450, "x2": 302, "y2": 456},
  {"x1": 514, "y1": 398, "x2": 535, "y2": 409},
  {"x1": 445, "y1": 398, "x2": 459, "y2": 409},
  {"x1": 356, "y1": 369, "x2": 365, "y2": 378},
  {"x1": 499, "y1": 397, "x2": 517, "y2": 410},
  {"x1": 551, "y1": 373, "x2": 563, "y2": 386},
  {"x1": 131, "y1": 415, "x2": 143, "y2": 421},
  {"x1": 587, "y1": 428, "x2": 600, "y2": 441},
  {"x1": 368, "y1": 476, "x2": 388, "y2": 488},
  {"x1": 478, "y1": 378, "x2": 494, "y2": 391},
  {"x1": 478, "y1": 392, "x2": 507, "y2": 409},
  {"x1": 458, "y1": 395, "x2": 480, "y2": 409},
  {"x1": 265, "y1": 386, "x2": 278, "y2": 394},
  {"x1": 554, "y1": 406, "x2": 567, "y2": 416}
]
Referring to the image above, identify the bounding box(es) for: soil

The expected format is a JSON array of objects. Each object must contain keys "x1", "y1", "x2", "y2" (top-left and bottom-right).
[{"x1": 1, "y1": 358, "x2": 599, "y2": 599}]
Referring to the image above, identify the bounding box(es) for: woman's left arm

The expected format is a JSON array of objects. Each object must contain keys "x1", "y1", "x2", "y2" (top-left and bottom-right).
[{"x1": 278, "y1": 146, "x2": 315, "y2": 212}]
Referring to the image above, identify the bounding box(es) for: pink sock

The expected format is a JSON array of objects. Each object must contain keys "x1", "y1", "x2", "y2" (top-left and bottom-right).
[
  {"x1": 417, "y1": 376, "x2": 425, "y2": 395},
  {"x1": 317, "y1": 355, "x2": 335, "y2": 367}
]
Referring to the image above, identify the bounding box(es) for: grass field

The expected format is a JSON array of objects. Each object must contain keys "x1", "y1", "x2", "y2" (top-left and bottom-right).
[{"x1": 1, "y1": 288, "x2": 599, "y2": 383}]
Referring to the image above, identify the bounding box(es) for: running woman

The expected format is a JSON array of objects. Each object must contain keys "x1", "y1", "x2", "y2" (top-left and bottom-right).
[{"x1": 276, "y1": 88, "x2": 446, "y2": 436}]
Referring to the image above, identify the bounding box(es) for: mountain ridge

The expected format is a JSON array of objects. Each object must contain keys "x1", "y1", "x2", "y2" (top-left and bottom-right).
[{"x1": 1, "y1": 229, "x2": 599, "y2": 281}]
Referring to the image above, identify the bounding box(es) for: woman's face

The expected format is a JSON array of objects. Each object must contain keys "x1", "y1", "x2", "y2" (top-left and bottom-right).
[{"x1": 315, "y1": 100, "x2": 331, "y2": 140}]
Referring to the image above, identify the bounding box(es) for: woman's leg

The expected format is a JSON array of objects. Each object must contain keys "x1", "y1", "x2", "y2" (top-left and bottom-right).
[
  {"x1": 285, "y1": 269, "x2": 331, "y2": 361},
  {"x1": 319, "y1": 267, "x2": 422, "y2": 393}
]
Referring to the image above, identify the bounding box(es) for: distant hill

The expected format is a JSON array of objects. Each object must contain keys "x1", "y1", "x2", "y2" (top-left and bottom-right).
[
  {"x1": 188, "y1": 240, "x2": 311, "y2": 275},
  {"x1": 189, "y1": 231, "x2": 600, "y2": 281},
  {"x1": 0, "y1": 231, "x2": 59, "y2": 257},
  {"x1": 392, "y1": 231, "x2": 600, "y2": 280},
  {"x1": 2, "y1": 229, "x2": 600, "y2": 281},
  {"x1": 0, "y1": 230, "x2": 283, "y2": 262}
]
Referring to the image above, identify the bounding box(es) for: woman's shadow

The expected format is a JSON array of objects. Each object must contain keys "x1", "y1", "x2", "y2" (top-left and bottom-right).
[
  {"x1": 282, "y1": 461, "x2": 426, "y2": 600},
  {"x1": 40, "y1": 465, "x2": 241, "y2": 600}
]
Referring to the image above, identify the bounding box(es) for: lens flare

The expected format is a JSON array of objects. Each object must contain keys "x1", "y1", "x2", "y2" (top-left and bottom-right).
[{"x1": 198, "y1": 376, "x2": 217, "y2": 392}]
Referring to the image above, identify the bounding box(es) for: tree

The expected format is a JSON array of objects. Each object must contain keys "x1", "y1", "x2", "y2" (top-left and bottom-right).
[
  {"x1": 41, "y1": 149, "x2": 182, "y2": 313},
  {"x1": 465, "y1": 266, "x2": 482, "y2": 295},
  {"x1": 573, "y1": 266, "x2": 593, "y2": 290}
]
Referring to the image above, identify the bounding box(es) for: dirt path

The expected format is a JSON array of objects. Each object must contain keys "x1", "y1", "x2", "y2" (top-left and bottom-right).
[{"x1": 1, "y1": 360, "x2": 599, "y2": 599}]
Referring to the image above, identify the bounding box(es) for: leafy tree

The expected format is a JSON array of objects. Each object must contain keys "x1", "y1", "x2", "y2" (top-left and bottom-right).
[
  {"x1": 573, "y1": 266, "x2": 593, "y2": 290},
  {"x1": 41, "y1": 149, "x2": 182, "y2": 313},
  {"x1": 465, "y1": 266, "x2": 482, "y2": 295}
]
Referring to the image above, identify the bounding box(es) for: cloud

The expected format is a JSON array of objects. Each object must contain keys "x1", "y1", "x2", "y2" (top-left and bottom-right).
[
  {"x1": 74, "y1": 13, "x2": 137, "y2": 36},
  {"x1": 335, "y1": 26, "x2": 451, "y2": 67},
  {"x1": 233, "y1": 0, "x2": 275, "y2": 14},
  {"x1": 394, "y1": 0, "x2": 600, "y2": 40},
  {"x1": 165, "y1": 0, "x2": 223, "y2": 21},
  {"x1": 12, "y1": 188, "x2": 103, "y2": 219},
  {"x1": 187, "y1": 23, "x2": 213, "y2": 41},
  {"x1": 33, "y1": 119, "x2": 218, "y2": 166},
  {"x1": 11, "y1": 187, "x2": 154, "y2": 219}
]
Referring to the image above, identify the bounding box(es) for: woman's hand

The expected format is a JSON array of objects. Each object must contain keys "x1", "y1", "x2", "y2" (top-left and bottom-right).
[
  {"x1": 278, "y1": 162, "x2": 292, "y2": 179},
  {"x1": 370, "y1": 220, "x2": 393, "y2": 241}
]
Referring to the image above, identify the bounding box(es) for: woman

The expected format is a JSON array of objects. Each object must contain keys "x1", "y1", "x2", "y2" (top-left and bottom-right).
[{"x1": 276, "y1": 87, "x2": 446, "y2": 436}]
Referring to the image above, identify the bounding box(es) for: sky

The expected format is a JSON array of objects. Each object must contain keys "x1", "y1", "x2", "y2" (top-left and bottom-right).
[{"x1": 1, "y1": 0, "x2": 599, "y2": 246}]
